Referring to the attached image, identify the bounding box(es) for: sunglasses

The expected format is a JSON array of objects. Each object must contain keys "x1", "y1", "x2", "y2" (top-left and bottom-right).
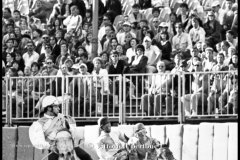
[
  {"x1": 46, "y1": 62, "x2": 52, "y2": 64},
  {"x1": 194, "y1": 64, "x2": 200, "y2": 67},
  {"x1": 158, "y1": 65, "x2": 165, "y2": 68},
  {"x1": 153, "y1": 21, "x2": 159, "y2": 23},
  {"x1": 43, "y1": 37, "x2": 49, "y2": 39},
  {"x1": 103, "y1": 19, "x2": 109, "y2": 21}
]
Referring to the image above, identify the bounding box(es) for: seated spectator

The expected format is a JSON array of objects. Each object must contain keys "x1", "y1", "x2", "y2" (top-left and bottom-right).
[
  {"x1": 142, "y1": 36, "x2": 161, "y2": 73},
  {"x1": 98, "y1": 14, "x2": 113, "y2": 42},
  {"x1": 12, "y1": 61, "x2": 24, "y2": 76},
  {"x1": 3, "y1": 38, "x2": 17, "y2": 63},
  {"x1": 82, "y1": 9, "x2": 92, "y2": 25},
  {"x1": 108, "y1": 51, "x2": 126, "y2": 75},
  {"x1": 126, "y1": 38, "x2": 138, "y2": 64},
  {"x1": 78, "y1": 52, "x2": 94, "y2": 73},
  {"x1": 153, "y1": 22, "x2": 173, "y2": 47},
  {"x1": 228, "y1": 54, "x2": 238, "y2": 70},
  {"x1": 225, "y1": 30, "x2": 237, "y2": 48},
  {"x1": 177, "y1": 3, "x2": 190, "y2": 31},
  {"x1": 32, "y1": 29, "x2": 43, "y2": 48},
  {"x1": 22, "y1": 41, "x2": 40, "y2": 68},
  {"x1": 101, "y1": 24, "x2": 115, "y2": 52},
  {"x1": 202, "y1": 47, "x2": 217, "y2": 71},
  {"x1": 167, "y1": 12, "x2": 177, "y2": 36},
  {"x1": 181, "y1": 60, "x2": 209, "y2": 116},
  {"x1": 212, "y1": 53, "x2": 229, "y2": 72},
  {"x1": 149, "y1": 7, "x2": 160, "y2": 28},
  {"x1": 49, "y1": 36, "x2": 60, "y2": 62},
  {"x1": 128, "y1": 4, "x2": 146, "y2": 23},
  {"x1": 100, "y1": 52, "x2": 110, "y2": 70},
  {"x1": 14, "y1": 52, "x2": 25, "y2": 72},
  {"x1": 187, "y1": 48, "x2": 201, "y2": 70},
  {"x1": 141, "y1": 61, "x2": 172, "y2": 116},
  {"x1": 64, "y1": 58, "x2": 74, "y2": 75},
  {"x1": 75, "y1": 46, "x2": 87, "y2": 63},
  {"x1": 5, "y1": 53, "x2": 15, "y2": 69},
  {"x1": 63, "y1": 5, "x2": 82, "y2": 33},
  {"x1": 203, "y1": 11, "x2": 222, "y2": 48},
  {"x1": 38, "y1": 44, "x2": 54, "y2": 67},
  {"x1": 84, "y1": 32, "x2": 102, "y2": 57},
  {"x1": 2, "y1": 23, "x2": 14, "y2": 48},
  {"x1": 189, "y1": 17, "x2": 206, "y2": 46},
  {"x1": 172, "y1": 22, "x2": 192, "y2": 60},
  {"x1": 116, "y1": 21, "x2": 136, "y2": 46},
  {"x1": 124, "y1": 44, "x2": 148, "y2": 74},
  {"x1": 116, "y1": 44, "x2": 128, "y2": 61},
  {"x1": 41, "y1": 57, "x2": 58, "y2": 76},
  {"x1": 150, "y1": 17, "x2": 160, "y2": 35},
  {"x1": 55, "y1": 42, "x2": 74, "y2": 68}
]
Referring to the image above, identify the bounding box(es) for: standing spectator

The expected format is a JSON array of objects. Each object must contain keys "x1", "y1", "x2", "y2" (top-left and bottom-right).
[
  {"x1": 12, "y1": 61, "x2": 24, "y2": 76},
  {"x1": 153, "y1": 22, "x2": 173, "y2": 47},
  {"x1": 5, "y1": 53, "x2": 15, "y2": 69},
  {"x1": 15, "y1": 52, "x2": 25, "y2": 72},
  {"x1": 22, "y1": 41, "x2": 40, "y2": 68},
  {"x1": 98, "y1": 14, "x2": 115, "y2": 41},
  {"x1": 167, "y1": 12, "x2": 177, "y2": 36},
  {"x1": 212, "y1": 53, "x2": 229, "y2": 72},
  {"x1": 3, "y1": 38, "x2": 17, "y2": 63},
  {"x1": 231, "y1": 10, "x2": 238, "y2": 36},
  {"x1": 69, "y1": 0, "x2": 86, "y2": 19},
  {"x1": 48, "y1": 0, "x2": 68, "y2": 24},
  {"x1": 128, "y1": 4, "x2": 146, "y2": 23},
  {"x1": 189, "y1": 17, "x2": 206, "y2": 46},
  {"x1": 228, "y1": 54, "x2": 238, "y2": 70},
  {"x1": 63, "y1": 5, "x2": 82, "y2": 33},
  {"x1": 172, "y1": 22, "x2": 192, "y2": 60},
  {"x1": 82, "y1": 9, "x2": 92, "y2": 25}
]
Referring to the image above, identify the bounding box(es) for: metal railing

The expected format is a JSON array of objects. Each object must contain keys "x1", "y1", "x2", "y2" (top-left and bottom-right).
[{"x1": 2, "y1": 71, "x2": 238, "y2": 125}]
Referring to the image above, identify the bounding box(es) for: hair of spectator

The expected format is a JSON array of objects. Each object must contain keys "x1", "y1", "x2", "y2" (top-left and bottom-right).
[
  {"x1": 221, "y1": 40, "x2": 230, "y2": 48},
  {"x1": 193, "y1": 56, "x2": 201, "y2": 61},
  {"x1": 100, "y1": 51, "x2": 109, "y2": 58},
  {"x1": 60, "y1": 40, "x2": 68, "y2": 48},
  {"x1": 85, "y1": 32, "x2": 93, "y2": 45},
  {"x1": 33, "y1": 29, "x2": 43, "y2": 37},
  {"x1": 140, "y1": 19, "x2": 148, "y2": 24},
  {"x1": 218, "y1": 52, "x2": 225, "y2": 58},
  {"x1": 180, "y1": 3, "x2": 189, "y2": 10},
  {"x1": 175, "y1": 22, "x2": 183, "y2": 28},
  {"x1": 9, "y1": 67, "x2": 18, "y2": 77},
  {"x1": 4, "y1": 7, "x2": 11, "y2": 14},
  {"x1": 105, "y1": 24, "x2": 115, "y2": 32},
  {"x1": 157, "y1": 60, "x2": 166, "y2": 67},
  {"x1": 174, "y1": 53, "x2": 182, "y2": 59},
  {"x1": 132, "y1": 3, "x2": 140, "y2": 8},
  {"x1": 136, "y1": 44, "x2": 145, "y2": 52},
  {"x1": 79, "y1": 52, "x2": 88, "y2": 59},
  {"x1": 6, "y1": 23, "x2": 14, "y2": 28},
  {"x1": 110, "y1": 50, "x2": 119, "y2": 56},
  {"x1": 110, "y1": 37, "x2": 118, "y2": 44},
  {"x1": 93, "y1": 57, "x2": 103, "y2": 65},
  {"x1": 146, "y1": 30, "x2": 154, "y2": 39},
  {"x1": 31, "y1": 62, "x2": 40, "y2": 70},
  {"x1": 128, "y1": 37, "x2": 139, "y2": 46},
  {"x1": 27, "y1": 40, "x2": 36, "y2": 47},
  {"x1": 45, "y1": 43, "x2": 52, "y2": 50},
  {"x1": 50, "y1": 36, "x2": 57, "y2": 42},
  {"x1": 152, "y1": 7, "x2": 160, "y2": 14},
  {"x1": 78, "y1": 45, "x2": 87, "y2": 52},
  {"x1": 7, "y1": 52, "x2": 16, "y2": 59},
  {"x1": 13, "y1": 10, "x2": 21, "y2": 15}
]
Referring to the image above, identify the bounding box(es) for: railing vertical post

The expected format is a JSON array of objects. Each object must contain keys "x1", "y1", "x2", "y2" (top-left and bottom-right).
[
  {"x1": 178, "y1": 72, "x2": 184, "y2": 123},
  {"x1": 122, "y1": 75, "x2": 126, "y2": 124},
  {"x1": 7, "y1": 77, "x2": 12, "y2": 126},
  {"x1": 62, "y1": 75, "x2": 66, "y2": 115}
]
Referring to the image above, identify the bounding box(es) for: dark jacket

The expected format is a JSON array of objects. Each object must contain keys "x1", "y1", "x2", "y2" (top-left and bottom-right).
[
  {"x1": 125, "y1": 55, "x2": 148, "y2": 73},
  {"x1": 108, "y1": 60, "x2": 126, "y2": 75}
]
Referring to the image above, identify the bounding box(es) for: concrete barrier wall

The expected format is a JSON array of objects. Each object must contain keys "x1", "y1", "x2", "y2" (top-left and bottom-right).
[{"x1": 2, "y1": 123, "x2": 238, "y2": 160}]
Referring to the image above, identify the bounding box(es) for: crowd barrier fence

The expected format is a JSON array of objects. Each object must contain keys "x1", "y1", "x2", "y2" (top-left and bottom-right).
[{"x1": 2, "y1": 71, "x2": 238, "y2": 126}]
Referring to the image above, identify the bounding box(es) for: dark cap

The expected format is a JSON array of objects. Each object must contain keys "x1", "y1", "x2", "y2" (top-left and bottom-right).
[{"x1": 98, "y1": 117, "x2": 110, "y2": 128}]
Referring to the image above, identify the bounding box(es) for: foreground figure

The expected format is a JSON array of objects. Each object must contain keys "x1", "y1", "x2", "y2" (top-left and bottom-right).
[{"x1": 29, "y1": 95, "x2": 93, "y2": 160}]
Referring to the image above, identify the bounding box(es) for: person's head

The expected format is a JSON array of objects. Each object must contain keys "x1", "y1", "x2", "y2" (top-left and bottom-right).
[
  {"x1": 13, "y1": 10, "x2": 21, "y2": 20},
  {"x1": 192, "y1": 58, "x2": 202, "y2": 71},
  {"x1": 110, "y1": 37, "x2": 118, "y2": 49},
  {"x1": 116, "y1": 44, "x2": 124, "y2": 54},
  {"x1": 228, "y1": 46, "x2": 236, "y2": 56},
  {"x1": 77, "y1": 46, "x2": 87, "y2": 55},
  {"x1": 207, "y1": 11, "x2": 215, "y2": 21},
  {"x1": 175, "y1": 22, "x2": 183, "y2": 34},
  {"x1": 230, "y1": 53, "x2": 238, "y2": 64},
  {"x1": 60, "y1": 42, "x2": 68, "y2": 55},
  {"x1": 205, "y1": 47, "x2": 214, "y2": 59},
  {"x1": 226, "y1": 30, "x2": 234, "y2": 41},
  {"x1": 31, "y1": 62, "x2": 40, "y2": 73},
  {"x1": 6, "y1": 23, "x2": 14, "y2": 33},
  {"x1": 152, "y1": 7, "x2": 160, "y2": 17},
  {"x1": 55, "y1": 29, "x2": 63, "y2": 39},
  {"x1": 180, "y1": 3, "x2": 189, "y2": 15},
  {"x1": 100, "y1": 52, "x2": 109, "y2": 63},
  {"x1": 70, "y1": 5, "x2": 78, "y2": 16},
  {"x1": 14, "y1": 27, "x2": 21, "y2": 36},
  {"x1": 79, "y1": 52, "x2": 88, "y2": 63},
  {"x1": 129, "y1": 38, "x2": 138, "y2": 47},
  {"x1": 159, "y1": 22, "x2": 168, "y2": 32},
  {"x1": 32, "y1": 29, "x2": 43, "y2": 39},
  {"x1": 160, "y1": 31, "x2": 168, "y2": 41},
  {"x1": 49, "y1": 36, "x2": 57, "y2": 46},
  {"x1": 134, "y1": 123, "x2": 147, "y2": 139},
  {"x1": 225, "y1": 0, "x2": 233, "y2": 10},
  {"x1": 132, "y1": 4, "x2": 140, "y2": 14},
  {"x1": 125, "y1": 32, "x2": 133, "y2": 43},
  {"x1": 6, "y1": 53, "x2": 15, "y2": 62},
  {"x1": 152, "y1": 18, "x2": 160, "y2": 27},
  {"x1": 98, "y1": 117, "x2": 111, "y2": 133},
  {"x1": 110, "y1": 51, "x2": 119, "y2": 63},
  {"x1": 191, "y1": 47, "x2": 199, "y2": 57},
  {"x1": 45, "y1": 43, "x2": 52, "y2": 53},
  {"x1": 124, "y1": 15, "x2": 129, "y2": 22},
  {"x1": 12, "y1": 61, "x2": 20, "y2": 70},
  {"x1": 216, "y1": 53, "x2": 225, "y2": 64},
  {"x1": 93, "y1": 57, "x2": 103, "y2": 69},
  {"x1": 42, "y1": 34, "x2": 50, "y2": 44},
  {"x1": 170, "y1": 12, "x2": 177, "y2": 23},
  {"x1": 78, "y1": 63, "x2": 88, "y2": 74},
  {"x1": 86, "y1": 32, "x2": 93, "y2": 44},
  {"x1": 20, "y1": 20, "x2": 28, "y2": 29},
  {"x1": 41, "y1": 96, "x2": 60, "y2": 116},
  {"x1": 45, "y1": 57, "x2": 54, "y2": 69},
  {"x1": 136, "y1": 44, "x2": 145, "y2": 55},
  {"x1": 3, "y1": 8, "x2": 11, "y2": 19},
  {"x1": 36, "y1": 0, "x2": 43, "y2": 8},
  {"x1": 7, "y1": 67, "x2": 18, "y2": 77},
  {"x1": 24, "y1": 66, "x2": 31, "y2": 76},
  {"x1": 15, "y1": 52, "x2": 22, "y2": 61},
  {"x1": 102, "y1": 14, "x2": 111, "y2": 26},
  {"x1": 221, "y1": 41, "x2": 230, "y2": 52},
  {"x1": 6, "y1": 38, "x2": 14, "y2": 48},
  {"x1": 27, "y1": 41, "x2": 35, "y2": 52},
  {"x1": 64, "y1": 58, "x2": 74, "y2": 68},
  {"x1": 174, "y1": 54, "x2": 182, "y2": 65},
  {"x1": 211, "y1": 1, "x2": 221, "y2": 12},
  {"x1": 139, "y1": 19, "x2": 148, "y2": 29},
  {"x1": 122, "y1": 21, "x2": 131, "y2": 32},
  {"x1": 156, "y1": 61, "x2": 166, "y2": 73},
  {"x1": 61, "y1": 64, "x2": 68, "y2": 74},
  {"x1": 191, "y1": 17, "x2": 200, "y2": 28},
  {"x1": 144, "y1": 36, "x2": 152, "y2": 48},
  {"x1": 85, "y1": 9, "x2": 92, "y2": 18}
]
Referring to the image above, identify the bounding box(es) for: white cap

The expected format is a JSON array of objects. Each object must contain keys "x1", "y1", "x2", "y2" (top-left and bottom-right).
[
  {"x1": 42, "y1": 96, "x2": 59, "y2": 109},
  {"x1": 79, "y1": 63, "x2": 88, "y2": 69},
  {"x1": 159, "y1": 22, "x2": 168, "y2": 27},
  {"x1": 144, "y1": 36, "x2": 152, "y2": 42},
  {"x1": 71, "y1": 63, "x2": 80, "y2": 69},
  {"x1": 123, "y1": 21, "x2": 131, "y2": 26},
  {"x1": 211, "y1": 1, "x2": 220, "y2": 7}
]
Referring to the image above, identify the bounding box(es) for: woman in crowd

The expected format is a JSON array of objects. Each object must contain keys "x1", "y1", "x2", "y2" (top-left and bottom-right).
[
  {"x1": 126, "y1": 38, "x2": 138, "y2": 64},
  {"x1": 84, "y1": 32, "x2": 102, "y2": 57}
]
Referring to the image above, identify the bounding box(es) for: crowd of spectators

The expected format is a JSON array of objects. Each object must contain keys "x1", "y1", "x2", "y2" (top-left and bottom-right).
[{"x1": 2, "y1": 0, "x2": 238, "y2": 117}]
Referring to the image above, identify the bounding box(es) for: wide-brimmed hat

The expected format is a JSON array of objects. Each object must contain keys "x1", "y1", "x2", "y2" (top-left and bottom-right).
[{"x1": 134, "y1": 123, "x2": 146, "y2": 133}]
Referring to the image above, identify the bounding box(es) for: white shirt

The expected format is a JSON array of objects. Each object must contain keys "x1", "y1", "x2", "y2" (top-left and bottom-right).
[
  {"x1": 132, "y1": 55, "x2": 143, "y2": 66},
  {"x1": 189, "y1": 26, "x2": 206, "y2": 44},
  {"x1": 143, "y1": 45, "x2": 162, "y2": 65},
  {"x1": 22, "y1": 51, "x2": 39, "y2": 67},
  {"x1": 172, "y1": 32, "x2": 192, "y2": 51},
  {"x1": 126, "y1": 48, "x2": 136, "y2": 64},
  {"x1": 116, "y1": 32, "x2": 136, "y2": 46},
  {"x1": 63, "y1": 15, "x2": 82, "y2": 33},
  {"x1": 85, "y1": 41, "x2": 103, "y2": 56},
  {"x1": 92, "y1": 68, "x2": 109, "y2": 93}
]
